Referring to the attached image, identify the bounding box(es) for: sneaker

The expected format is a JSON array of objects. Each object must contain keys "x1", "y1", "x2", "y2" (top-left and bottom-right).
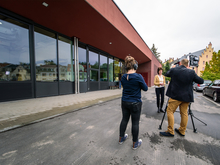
[
  {"x1": 132, "y1": 139, "x2": 142, "y2": 150},
  {"x1": 119, "y1": 134, "x2": 128, "y2": 144},
  {"x1": 159, "y1": 131, "x2": 174, "y2": 137},
  {"x1": 175, "y1": 128, "x2": 185, "y2": 136}
]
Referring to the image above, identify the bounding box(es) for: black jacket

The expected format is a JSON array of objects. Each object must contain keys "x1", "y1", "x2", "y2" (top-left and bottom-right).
[{"x1": 165, "y1": 65, "x2": 204, "y2": 102}]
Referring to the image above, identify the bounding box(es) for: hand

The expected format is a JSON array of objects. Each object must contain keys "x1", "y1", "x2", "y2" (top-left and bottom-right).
[{"x1": 172, "y1": 65, "x2": 176, "y2": 68}]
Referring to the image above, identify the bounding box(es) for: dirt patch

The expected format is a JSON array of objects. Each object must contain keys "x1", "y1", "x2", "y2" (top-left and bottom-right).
[{"x1": 170, "y1": 138, "x2": 220, "y2": 165}]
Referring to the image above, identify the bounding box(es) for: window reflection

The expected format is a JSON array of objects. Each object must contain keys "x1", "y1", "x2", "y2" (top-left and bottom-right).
[
  {"x1": 114, "y1": 58, "x2": 120, "y2": 82},
  {"x1": 90, "y1": 70, "x2": 98, "y2": 81},
  {"x1": 35, "y1": 27, "x2": 57, "y2": 82},
  {"x1": 121, "y1": 61, "x2": 125, "y2": 74},
  {"x1": 79, "y1": 47, "x2": 87, "y2": 82},
  {"x1": 0, "y1": 15, "x2": 30, "y2": 82},
  {"x1": 100, "y1": 55, "x2": 108, "y2": 81},
  {"x1": 58, "y1": 36, "x2": 74, "y2": 82},
  {"x1": 89, "y1": 51, "x2": 99, "y2": 69},
  {"x1": 109, "y1": 58, "x2": 114, "y2": 82}
]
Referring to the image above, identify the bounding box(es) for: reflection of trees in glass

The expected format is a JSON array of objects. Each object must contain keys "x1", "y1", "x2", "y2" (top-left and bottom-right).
[
  {"x1": 100, "y1": 69, "x2": 107, "y2": 81},
  {"x1": 79, "y1": 62, "x2": 87, "y2": 66},
  {"x1": 109, "y1": 61, "x2": 114, "y2": 82},
  {"x1": 44, "y1": 60, "x2": 56, "y2": 65},
  {"x1": 114, "y1": 60, "x2": 120, "y2": 82},
  {"x1": 79, "y1": 62, "x2": 87, "y2": 82},
  {"x1": 90, "y1": 70, "x2": 98, "y2": 81},
  {"x1": 100, "y1": 63, "x2": 107, "y2": 69},
  {"x1": 90, "y1": 61, "x2": 99, "y2": 69},
  {"x1": 114, "y1": 60, "x2": 120, "y2": 73},
  {"x1": 122, "y1": 62, "x2": 125, "y2": 74}
]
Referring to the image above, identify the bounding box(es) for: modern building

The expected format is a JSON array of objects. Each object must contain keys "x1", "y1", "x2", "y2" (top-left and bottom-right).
[{"x1": 0, "y1": 0, "x2": 161, "y2": 102}]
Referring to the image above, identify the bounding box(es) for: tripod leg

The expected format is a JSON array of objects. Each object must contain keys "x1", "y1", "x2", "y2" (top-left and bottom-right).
[
  {"x1": 159, "y1": 105, "x2": 167, "y2": 130},
  {"x1": 190, "y1": 113, "x2": 197, "y2": 133},
  {"x1": 191, "y1": 115, "x2": 207, "y2": 126}
]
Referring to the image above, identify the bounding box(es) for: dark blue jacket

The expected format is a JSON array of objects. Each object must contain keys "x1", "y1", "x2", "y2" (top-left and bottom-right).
[
  {"x1": 165, "y1": 65, "x2": 204, "y2": 102},
  {"x1": 121, "y1": 73, "x2": 148, "y2": 102}
]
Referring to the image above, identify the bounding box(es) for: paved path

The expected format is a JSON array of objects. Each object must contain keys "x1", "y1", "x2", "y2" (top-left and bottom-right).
[
  {"x1": 0, "y1": 89, "x2": 122, "y2": 132},
  {"x1": 0, "y1": 87, "x2": 220, "y2": 165}
]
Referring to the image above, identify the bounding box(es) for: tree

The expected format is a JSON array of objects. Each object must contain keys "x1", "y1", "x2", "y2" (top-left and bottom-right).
[
  {"x1": 151, "y1": 44, "x2": 161, "y2": 59},
  {"x1": 163, "y1": 61, "x2": 171, "y2": 82},
  {"x1": 201, "y1": 50, "x2": 220, "y2": 81}
]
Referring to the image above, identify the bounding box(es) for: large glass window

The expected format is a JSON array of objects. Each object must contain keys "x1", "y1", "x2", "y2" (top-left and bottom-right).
[
  {"x1": 100, "y1": 55, "x2": 108, "y2": 81},
  {"x1": 89, "y1": 51, "x2": 99, "y2": 69},
  {"x1": 109, "y1": 57, "x2": 114, "y2": 82},
  {"x1": 121, "y1": 61, "x2": 125, "y2": 74},
  {"x1": 35, "y1": 27, "x2": 57, "y2": 82},
  {"x1": 79, "y1": 46, "x2": 87, "y2": 82},
  {"x1": 58, "y1": 36, "x2": 73, "y2": 82},
  {"x1": 0, "y1": 15, "x2": 30, "y2": 82},
  {"x1": 114, "y1": 58, "x2": 120, "y2": 82},
  {"x1": 90, "y1": 70, "x2": 98, "y2": 81}
]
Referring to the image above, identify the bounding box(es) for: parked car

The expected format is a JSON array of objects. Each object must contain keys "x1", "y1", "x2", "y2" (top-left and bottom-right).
[
  {"x1": 203, "y1": 80, "x2": 220, "y2": 102},
  {"x1": 193, "y1": 80, "x2": 212, "y2": 92}
]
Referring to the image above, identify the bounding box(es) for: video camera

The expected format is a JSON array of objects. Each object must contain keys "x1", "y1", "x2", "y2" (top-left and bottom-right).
[{"x1": 189, "y1": 53, "x2": 199, "y2": 67}]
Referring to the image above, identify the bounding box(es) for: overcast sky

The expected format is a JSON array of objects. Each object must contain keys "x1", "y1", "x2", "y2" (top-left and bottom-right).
[{"x1": 114, "y1": 0, "x2": 220, "y2": 62}]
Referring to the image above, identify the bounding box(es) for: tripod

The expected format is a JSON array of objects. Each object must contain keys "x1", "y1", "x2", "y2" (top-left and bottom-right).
[{"x1": 158, "y1": 99, "x2": 207, "y2": 133}]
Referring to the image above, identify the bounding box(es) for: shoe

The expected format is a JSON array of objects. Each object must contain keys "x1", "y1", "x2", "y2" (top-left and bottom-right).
[
  {"x1": 119, "y1": 134, "x2": 128, "y2": 144},
  {"x1": 175, "y1": 128, "x2": 185, "y2": 136},
  {"x1": 160, "y1": 108, "x2": 165, "y2": 113},
  {"x1": 159, "y1": 131, "x2": 174, "y2": 137},
  {"x1": 157, "y1": 108, "x2": 160, "y2": 113},
  {"x1": 133, "y1": 139, "x2": 142, "y2": 150}
]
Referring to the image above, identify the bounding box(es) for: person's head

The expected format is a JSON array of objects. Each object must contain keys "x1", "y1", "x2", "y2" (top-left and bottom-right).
[
  {"x1": 157, "y1": 67, "x2": 163, "y2": 75},
  {"x1": 125, "y1": 56, "x2": 138, "y2": 72},
  {"x1": 180, "y1": 59, "x2": 189, "y2": 67}
]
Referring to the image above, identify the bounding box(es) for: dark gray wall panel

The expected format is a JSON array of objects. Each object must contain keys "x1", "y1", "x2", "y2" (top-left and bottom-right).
[
  {"x1": 90, "y1": 82, "x2": 99, "y2": 91},
  {"x1": 36, "y1": 82, "x2": 58, "y2": 97},
  {"x1": 59, "y1": 82, "x2": 75, "y2": 95},
  {"x1": 0, "y1": 82, "x2": 33, "y2": 102},
  {"x1": 109, "y1": 82, "x2": 118, "y2": 86},
  {"x1": 100, "y1": 82, "x2": 109, "y2": 90},
  {"x1": 80, "y1": 82, "x2": 87, "y2": 93}
]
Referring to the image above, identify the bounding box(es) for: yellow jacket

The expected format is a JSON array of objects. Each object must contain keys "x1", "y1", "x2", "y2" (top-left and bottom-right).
[{"x1": 154, "y1": 75, "x2": 165, "y2": 87}]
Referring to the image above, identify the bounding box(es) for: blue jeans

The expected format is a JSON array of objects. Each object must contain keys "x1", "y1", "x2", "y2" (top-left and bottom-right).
[{"x1": 120, "y1": 101, "x2": 142, "y2": 142}]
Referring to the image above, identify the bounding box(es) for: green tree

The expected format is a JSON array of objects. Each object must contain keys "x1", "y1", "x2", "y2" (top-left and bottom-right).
[
  {"x1": 201, "y1": 50, "x2": 220, "y2": 81},
  {"x1": 163, "y1": 61, "x2": 171, "y2": 82},
  {"x1": 151, "y1": 44, "x2": 160, "y2": 59}
]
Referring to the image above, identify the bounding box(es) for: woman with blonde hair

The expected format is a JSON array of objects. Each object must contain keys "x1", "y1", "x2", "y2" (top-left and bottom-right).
[
  {"x1": 119, "y1": 56, "x2": 148, "y2": 150},
  {"x1": 154, "y1": 67, "x2": 165, "y2": 113}
]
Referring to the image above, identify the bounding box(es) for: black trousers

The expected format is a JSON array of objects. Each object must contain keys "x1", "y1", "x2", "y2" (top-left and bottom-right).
[
  {"x1": 120, "y1": 101, "x2": 142, "y2": 142},
  {"x1": 155, "y1": 87, "x2": 165, "y2": 109}
]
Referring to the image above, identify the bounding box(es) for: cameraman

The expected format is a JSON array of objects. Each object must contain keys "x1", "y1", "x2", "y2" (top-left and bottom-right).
[{"x1": 160, "y1": 59, "x2": 204, "y2": 137}]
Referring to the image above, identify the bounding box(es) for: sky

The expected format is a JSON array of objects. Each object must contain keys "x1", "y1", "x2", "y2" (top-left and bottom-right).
[{"x1": 114, "y1": 0, "x2": 220, "y2": 62}]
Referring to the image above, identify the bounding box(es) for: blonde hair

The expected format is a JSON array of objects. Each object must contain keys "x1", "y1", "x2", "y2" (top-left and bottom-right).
[
  {"x1": 181, "y1": 59, "x2": 189, "y2": 66},
  {"x1": 125, "y1": 56, "x2": 136, "y2": 71}
]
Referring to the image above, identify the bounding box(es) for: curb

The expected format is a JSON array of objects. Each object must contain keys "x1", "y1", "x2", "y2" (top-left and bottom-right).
[{"x1": 0, "y1": 94, "x2": 122, "y2": 133}]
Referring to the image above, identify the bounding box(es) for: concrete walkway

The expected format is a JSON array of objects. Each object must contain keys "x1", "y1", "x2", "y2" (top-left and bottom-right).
[
  {"x1": 0, "y1": 89, "x2": 122, "y2": 132},
  {"x1": 1, "y1": 87, "x2": 220, "y2": 165}
]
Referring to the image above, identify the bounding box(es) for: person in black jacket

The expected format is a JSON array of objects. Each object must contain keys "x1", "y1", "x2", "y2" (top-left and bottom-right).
[{"x1": 160, "y1": 59, "x2": 204, "y2": 137}]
